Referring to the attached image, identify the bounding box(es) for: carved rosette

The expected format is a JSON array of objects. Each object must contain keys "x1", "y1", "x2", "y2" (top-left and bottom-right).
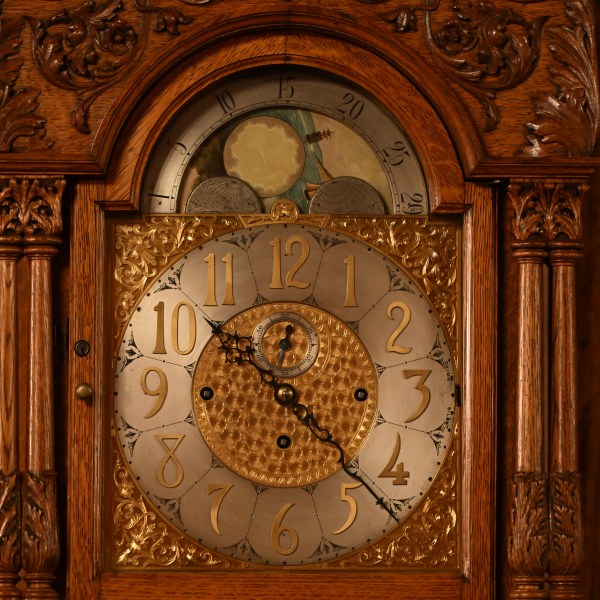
[
  {"x1": 21, "y1": 471, "x2": 59, "y2": 575},
  {"x1": 508, "y1": 180, "x2": 584, "y2": 246},
  {"x1": 523, "y1": 0, "x2": 598, "y2": 157},
  {"x1": 0, "y1": 178, "x2": 65, "y2": 243},
  {"x1": 0, "y1": 472, "x2": 20, "y2": 574},
  {"x1": 508, "y1": 473, "x2": 549, "y2": 587}
]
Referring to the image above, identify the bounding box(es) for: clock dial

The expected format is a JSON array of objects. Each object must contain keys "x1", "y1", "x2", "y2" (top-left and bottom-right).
[
  {"x1": 141, "y1": 68, "x2": 428, "y2": 215},
  {"x1": 112, "y1": 217, "x2": 456, "y2": 566},
  {"x1": 250, "y1": 308, "x2": 320, "y2": 378}
]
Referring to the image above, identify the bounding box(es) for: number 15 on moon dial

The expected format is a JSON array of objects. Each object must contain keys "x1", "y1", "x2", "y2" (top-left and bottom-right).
[{"x1": 112, "y1": 219, "x2": 457, "y2": 566}]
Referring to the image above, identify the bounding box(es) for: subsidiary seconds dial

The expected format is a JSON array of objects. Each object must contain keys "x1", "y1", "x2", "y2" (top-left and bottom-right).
[
  {"x1": 142, "y1": 68, "x2": 428, "y2": 215},
  {"x1": 252, "y1": 310, "x2": 319, "y2": 378}
]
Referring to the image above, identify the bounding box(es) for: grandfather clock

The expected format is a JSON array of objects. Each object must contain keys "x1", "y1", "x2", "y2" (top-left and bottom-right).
[{"x1": 0, "y1": 1, "x2": 597, "y2": 599}]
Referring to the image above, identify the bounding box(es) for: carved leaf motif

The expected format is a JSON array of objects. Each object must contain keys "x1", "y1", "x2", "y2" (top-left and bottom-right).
[
  {"x1": 549, "y1": 472, "x2": 582, "y2": 576},
  {"x1": 0, "y1": 178, "x2": 65, "y2": 239},
  {"x1": 132, "y1": 0, "x2": 194, "y2": 36},
  {"x1": 508, "y1": 472, "x2": 549, "y2": 577},
  {"x1": 508, "y1": 180, "x2": 585, "y2": 244},
  {"x1": 22, "y1": 472, "x2": 60, "y2": 574},
  {"x1": 0, "y1": 471, "x2": 20, "y2": 572},
  {"x1": 0, "y1": 18, "x2": 51, "y2": 151},
  {"x1": 366, "y1": 0, "x2": 546, "y2": 131},
  {"x1": 0, "y1": 17, "x2": 23, "y2": 89},
  {"x1": 426, "y1": 1, "x2": 547, "y2": 131},
  {"x1": 0, "y1": 87, "x2": 50, "y2": 151},
  {"x1": 523, "y1": 0, "x2": 598, "y2": 156},
  {"x1": 28, "y1": 0, "x2": 142, "y2": 134}
]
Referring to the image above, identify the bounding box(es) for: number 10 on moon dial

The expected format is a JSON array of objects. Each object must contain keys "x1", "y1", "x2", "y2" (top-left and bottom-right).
[{"x1": 112, "y1": 217, "x2": 458, "y2": 566}]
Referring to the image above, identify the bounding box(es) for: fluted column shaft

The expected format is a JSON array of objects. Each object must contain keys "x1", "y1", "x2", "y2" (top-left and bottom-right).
[{"x1": 0, "y1": 238, "x2": 22, "y2": 600}]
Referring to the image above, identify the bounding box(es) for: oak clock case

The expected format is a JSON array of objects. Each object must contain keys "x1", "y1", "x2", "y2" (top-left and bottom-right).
[{"x1": 108, "y1": 70, "x2": 460, "y2": 571}]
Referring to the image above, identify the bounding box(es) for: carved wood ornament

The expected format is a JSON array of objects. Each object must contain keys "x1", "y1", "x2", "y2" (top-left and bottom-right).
[
  {"x1": 508, "y1": 179, "x2": 586, "y2": 599},
  {"x1": 0, "y1": 177, "x2": 64, "y2": 599},
  {"x1": 0, "y1": 0, "x2": 596, "y2": 161},
  {"x1": 0, "y1": 0, "x2": 596, "y2": 597}
]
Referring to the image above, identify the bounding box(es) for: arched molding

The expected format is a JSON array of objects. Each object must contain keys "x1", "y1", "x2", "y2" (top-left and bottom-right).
[{"x1": 101, "y1": 6, "x2": 477, "y2": 211}]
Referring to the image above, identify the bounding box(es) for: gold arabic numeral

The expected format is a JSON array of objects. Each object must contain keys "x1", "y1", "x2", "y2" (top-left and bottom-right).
[
  {"x1": 155, "y1": 434, "x2": 185, "y2": 488},
  {"x1": 204, "y1": 253, "x2": 235, "y2": 306},
  {"x1": 332, "y1": 482, "x2": 362, "y2": 535},
  {"x1": 207, "y1": 483, "x2": 234, "y2": 535},
  {"x1": 154, "y1": 301, "x2": 197, "y2": 355},
  {"x1": 403, "y1": 369, "x2": 432, "y2": 423},
  {"x1": 171, "y1": 302, "x2": 197, "y2": 355},
  {"x1": 386, "y1": 300, "x2": 412, "y2": 354},
  {"x1": 379, "y1": 433, "x2": 410, "y2": 485},
  {"x1": 343, "y1": 255, "x2": 358, "y2": 307},
  {"x1": 269, "y1": 236, "x2": 283, "y2": 289},
  {"x1": 221, "y1": 252, "x2": 235, "y2": 304},
  {"x1": 153, "y1": 301, "x2": 167, "y2": 354},
  {"x1": 269, "y1": 235, "x2": 311, "y2": 290},
  {"x1": 140, "y1": 367, "x2": 168, "y2": 418},
  {"x1": 271, "y1": 502, "x2": 299, "y2": 556},
  {"x1": 204, "y1": 254, "x2": 218, "y2": 306}
]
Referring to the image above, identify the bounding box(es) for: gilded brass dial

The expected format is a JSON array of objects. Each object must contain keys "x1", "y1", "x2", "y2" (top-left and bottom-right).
[{"x1": 193, "y1": 303, "x2": 378, "y2": 488}]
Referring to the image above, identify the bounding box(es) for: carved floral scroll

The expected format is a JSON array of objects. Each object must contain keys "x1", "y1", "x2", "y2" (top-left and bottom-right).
[{"x1": 358, "y1": 0, "x2": 547, "y2": 132}]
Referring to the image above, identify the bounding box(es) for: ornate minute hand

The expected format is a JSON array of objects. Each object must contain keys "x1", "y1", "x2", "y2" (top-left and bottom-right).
[{"x1": 204, "y1": 318, "x2": 400, "y2": 524}]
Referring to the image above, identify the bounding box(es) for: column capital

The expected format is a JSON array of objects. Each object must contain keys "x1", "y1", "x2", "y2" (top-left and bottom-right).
[
  {"x1": 508, "y1": 179, "x2": 586, "y2": 250},
  {"x1": 0, "y1": 177, "x2": 65, "y2": 246}
]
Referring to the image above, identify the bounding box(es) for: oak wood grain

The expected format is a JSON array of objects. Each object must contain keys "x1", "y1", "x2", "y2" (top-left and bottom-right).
[
  {"x1": 65, "y1": 181, "x2": 105, "y2": 600},
  {"x1": 462, "y1": 183, "x2": 497, "y2": 599}
]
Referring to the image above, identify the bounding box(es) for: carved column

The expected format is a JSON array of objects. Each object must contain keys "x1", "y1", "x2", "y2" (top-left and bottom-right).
[
  {"x1": 507, "y1": 180, "x2": 585, "y2": 600},
  {"x1": 507, "y1": 180, "x2": 549, "y2": 599},
  {"x1": 14, "y1": 178, "x2": 64, "y2": 600},
  {"x1": 0, "y1": 183, "x2": 24, "y2": 599},
  {"x1": 546, "y1": 183, "x2": 585, "y2": 600}
]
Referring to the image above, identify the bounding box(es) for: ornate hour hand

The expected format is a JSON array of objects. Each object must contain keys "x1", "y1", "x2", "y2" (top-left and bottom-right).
[
  {"x1": 277, "y1": 324, "x2": 294, "y2": 366},
  {"x1": 204, "y1": 317, "x2": 400, "y2": 524}
]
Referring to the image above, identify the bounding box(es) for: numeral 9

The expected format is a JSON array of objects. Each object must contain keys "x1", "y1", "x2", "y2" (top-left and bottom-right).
[{"x1": 140, "y1": 367, "x2": 168, "y2": 418}]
